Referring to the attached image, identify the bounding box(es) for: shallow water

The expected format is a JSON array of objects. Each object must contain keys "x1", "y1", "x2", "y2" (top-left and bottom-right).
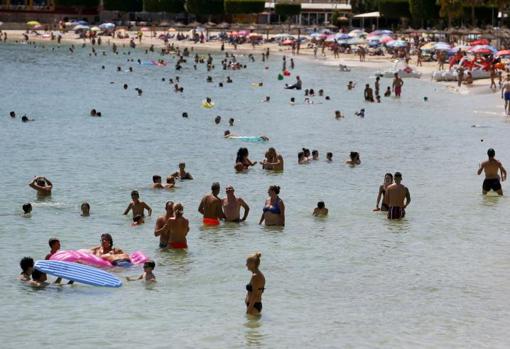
[{"x1": 1, "y1": 42, "x2": 510, "y2": 348}]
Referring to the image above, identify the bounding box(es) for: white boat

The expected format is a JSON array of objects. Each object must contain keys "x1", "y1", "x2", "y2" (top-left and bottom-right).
[
  {"x1": 432, "y1": 68, "x2": 490, "y2": 81},
  {"x1": 375, "y1": 60, "x2": 421, "y2": 78}
]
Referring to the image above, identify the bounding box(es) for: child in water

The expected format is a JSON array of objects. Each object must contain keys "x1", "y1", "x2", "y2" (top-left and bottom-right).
[
  {"x1": 313, "y1": 201, "x2": 329, "y2": 216},
  {"x1": 22, "y1": 203, "x2": 32, "y2": 217},
  {"x1": 152, "y1": 175, "x2": 164, "y2": 189},
  {"x1": 126, "y1": 261, "x2": 156, "y2": 283},
  {"x1": 45, "y1": 238, "x2": 60, "y2": 260}
]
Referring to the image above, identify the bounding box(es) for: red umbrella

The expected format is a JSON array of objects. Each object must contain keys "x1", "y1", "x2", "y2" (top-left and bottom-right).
[
  {"x1": 497, "y1": 50, "x2": 510, "y2": 56},
  {"x1": 472, "y1": 48, "x2": 492, "y2": 54},
  {"x1": 282, "y1": 39, "x2": 294, "y2": 46},
  {"x1": 470, "y1": 39, "x2": 489, "y2": 46}
]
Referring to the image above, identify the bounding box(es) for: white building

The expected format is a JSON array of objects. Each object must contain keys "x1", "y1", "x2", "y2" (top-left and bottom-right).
[{"x1": 263, "y1": 0, "x2": 352, "y2": 26}]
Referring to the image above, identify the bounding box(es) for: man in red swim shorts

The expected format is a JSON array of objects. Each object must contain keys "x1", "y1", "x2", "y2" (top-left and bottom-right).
[
  {"x1": 392, "y1": 73, "x2": 404, "y2": 97},
  {"x1": 198, "y1": 182, "x2": 225, "y2": 226},
  {"x1": 386, "y1": 172, "x2": 411, "y2": 220},
  {"x1": 168, "y1": 203, "x2": 189, "y2": 249}
]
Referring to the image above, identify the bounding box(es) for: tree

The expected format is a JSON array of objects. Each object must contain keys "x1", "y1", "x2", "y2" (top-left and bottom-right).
[
  {"x1": 184, "y1": 0, "x2": 224, "y2": 16},
  {"x1": 464, "y1": 0, "x2": 483, "y2": 27},
  {"x1": 103, "y1": 0, "x2": 143, "y2": 12},
  {"x1": 408, "y1": 0, "x2": 437, "y2": 28},
  {"x1": 439, "y1": 0, "x2": 464, "y2": 27},
  {"x1": 144, "y1": 0, "x2": 185, "y2": 13},
  {"x1": 224, "y1": 0, "x2": 265, "y2": 14},
  {"x1": 54, "y1": 0, "x2": 99, "y2": 15},
  {"x1": 379, "y1": 0, "x2": 410, "y2": 20}
]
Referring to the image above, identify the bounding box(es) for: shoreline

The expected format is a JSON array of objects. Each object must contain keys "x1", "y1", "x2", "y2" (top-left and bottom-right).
[{"x1": 0, "y1": 29, "x2": 500, "y2": 97}]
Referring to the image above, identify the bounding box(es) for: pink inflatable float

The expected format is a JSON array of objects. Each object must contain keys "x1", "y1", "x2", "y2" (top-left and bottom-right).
[{"x1": 50, "y1": 250, "x2": 149, "y2": 268}]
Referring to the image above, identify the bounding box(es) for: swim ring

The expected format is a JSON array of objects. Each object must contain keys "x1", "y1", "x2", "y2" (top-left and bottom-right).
[
  {"x1": 202, "y1": 101, "x2": 215, "y2": 109},
  {"x1": 277, "y1": 74, "x2": 284, "y2": 80}
]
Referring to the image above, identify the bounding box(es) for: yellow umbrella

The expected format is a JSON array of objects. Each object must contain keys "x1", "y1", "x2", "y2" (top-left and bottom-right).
[
  {"x1": 27, "y1": 21, "x2": 41, "y2": 27},
  {"x1": 90, "y1": 26, "x2": 101, "y2": 32}
]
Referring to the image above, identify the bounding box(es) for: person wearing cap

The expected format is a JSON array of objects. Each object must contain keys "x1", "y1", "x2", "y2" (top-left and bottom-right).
[
  {"x1": 222, "y1": 186, "x2": 250, "y2": 223},
  {"x1": 478, "y1": 148, "x2": 507, "y2": 196},
  {"x1": 386, "y1": 172, "x2": 411, "y2": 220}
]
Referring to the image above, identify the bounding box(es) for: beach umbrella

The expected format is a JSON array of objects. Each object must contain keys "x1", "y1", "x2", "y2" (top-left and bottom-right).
[
  {"x1": 167, "y1": 28, "x2": 176, "y2": 32},
  {"x1": 325, "y1": 35, "x2": 336, "y2": 43},
  {"x1": 73, "y1": 25, "x2": 90, "y2": 31},
  {"x1": 27, "y1": 20, "x2": 41, "y2": 27},
  {"x1": 32, "y1": 25, "x2": 45, "y2": 30},
  {"x1": 282, "y1": 39, "x2": 294, "y2": 46},
  {"x1": 335, "y1": 33, "x2": 351, "y2": 40},
  {"x1": 387, "y1": 39, "x2": 407, "y2": 48},
  {"x1": 434, "y1": 42, "x2": 451, "y2": 50},
  {"x1": 380, "y1": 35, "x2": 393, "y2": 44},
  {"x1": 347, "y1": 37, "x2": 366, "y2": 45},
  {"x1": 497, "y1": 49, "x2": 510, "y2": 56},
  {"x1": 349, "y1": 29, "x2": 364, "y2": 36},
  {"x1": 195, "y1": 26, "x2": 206, "y2": 33},
  {"x1": 140, "y1": 27, "x2": 150, "y2": 32},
  {"x1": 373, "y1": 29, "x2": 392, "y2": 36},
  {"x1": 248, "y1": 33, "x2": 262, "y2": 38},
  {"x1": 99, "y1": 23, "x2": 115, "y2": 30},
  {"x1": 421, "y1": 42, "x2": 435, "y2": 50},
  {"x1": 238, "y1": 30, "x2": 249, "y2": 37},
  {"x1": 74, "y1": 20, "x2": 88, "y2": 26},
  {"x1": 470, "y1": 45, "x2": 497, "y2": 54},
  {"x1": 90, "y1": 26, "x2": 101, "y2": 32},
  {"x1": 469, "y1": 39, "x2": 489, "y2": 46}
]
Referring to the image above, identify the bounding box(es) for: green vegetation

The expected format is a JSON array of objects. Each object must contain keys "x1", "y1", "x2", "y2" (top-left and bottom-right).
[
  {"x1": 144, "y1": 0, "x2": 185, "y2": 13},
  {"x1": 224, "y1": 0, "x2": 265, "y2": 14}
]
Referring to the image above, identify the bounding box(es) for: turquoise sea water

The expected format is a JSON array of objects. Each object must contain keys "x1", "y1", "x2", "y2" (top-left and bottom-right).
[{"x1": 1, "y1": 42, "x2": 510, "y2": 348}]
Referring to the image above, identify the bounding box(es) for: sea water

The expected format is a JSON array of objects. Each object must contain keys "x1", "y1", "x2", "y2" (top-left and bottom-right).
[{"x1": 1, "y1": 43, "x2": 510, "y2": 348}]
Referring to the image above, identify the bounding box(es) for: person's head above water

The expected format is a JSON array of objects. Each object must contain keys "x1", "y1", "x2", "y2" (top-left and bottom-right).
[
  {"x1": 22, "y1": 203, "x2": 32, "y2": 214},
  {"x1": 48, "y1": 237, "x2": 60, "y2": 250},
  {"x1": 32, "y1": 269, "x2": 47, "y2": 283},
  {"x1": 100, "y1": 233, "x2": 113, "y2": 249},
  {"x1": 10, "y1": 111, "x2": 15, "y2": 118},
  {"x1": 317, "y1": 201, "x2": 325, "y2": 209},
  {"x1": 182, "y1": 112, "x2": 188, "y2": 118},
  {"x1": 394, "y1": 172, "x2": 402, "y2": 183},
  {"x1": 131, "y1": 190, "x2": 139, "y2": 200},
  {"x1": 488, "y1": 148, "x2": 496, "y2": 158},
  {"x1": 153, "y1": 175, "x2": 162, "y2": 184},
  {"x1": 214, "y1": 116, "x2": 221, "y2": 124},
  {"x1": 268, "y1": 185, "x2": 280, "y2": 196},
  {"x1": 81, "y1": 202, "x2": 90, "y2": 216},
  {"x1": 384, "y1": 173, "x2": 394, "y2": 183},
  {"x1": 246, "y1": 251, "x2": 262, "y2": 271},
  {"x1": 211, "y1": 182, "x2": 220, "y2": 195},
  {"x1": 20, "y1": 257, "x2": 34, "y2": 274}
]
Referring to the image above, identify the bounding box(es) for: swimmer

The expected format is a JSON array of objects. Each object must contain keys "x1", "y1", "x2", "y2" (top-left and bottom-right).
[
  {"x1": 90, "y1": 109, "x2": 97, "y2": 116},
  {"x1": 152, "y1": 175, "x2": 164, "y2": 189},
  {"x1": 132, "y1": 215, "x2": 145, "y2": 226},
  {"x1": 22, "y1": 203, "x2": 32, "y2": 216},
  {"x1": 386, "y1": 172, "x2": 411, "y2": 219},
  {"x1": 123, "y1": 84, "x2": 128, "y2": 90},
  {"x1": 172, "y1": 162, "x2": 193, "y2": 180},
  {"x1": 364, "y1": 84, "x2": 374, "y2": 102},
  {"x1": 374, "y1": 173, "x2": 393, "y2": 212},
  {"x1": 215, "y1": 115, "x2": 222, "y2": 124},
  {"x1": 392, "y1": 73, "x2": 404, "y2": 97},
  {"x1": 29, "y1": 269, "x2": 49, "y2": 288},
  {"x1": 235, "y1": 147, "x2": 257, "y2": 172},
  {"x1": 290, "y1": 97, "x2": 296, "y2": 105},
  {"x1": 384, "y1": 87, "x2": 391, "y2": 97},
  {"x1": 477, "y1": 148, "x2": 507, "y2": 195},
  {"x1": 81, "y1": 202, "x2": 90, "y2": 216},
  {"x1": 313, "y1": 201, "x2": 328, "y2": 216},
  {"x1": 10, "y1": 111, "x2": 16, "y2": 118},
  {"x1": 502, "y1": 76, "x2": 510, "y2": 115},
  {"x1": 91, "y1": 233, "x2": 131, "y2": 265},
  {"x1": 227, "y1": 76, "x2": 233, "y2": 83},
  {"x1": 346, "y1": 152, "x2": 361, "y2": 166},
  {"x1": 285, "y1": 75, "x2": 302, "y2": 90},
  {"x1": 326, "y1": 152, "x2": 333, "y2": 162},
  {"x1": 229, "y1": 118, "x2": 234, "y2": 127},
  {"x1": 165, "y1": 176, "x2": 176, "y2": 189},
  {"x1": 18, "y1": 257, "x2": 34, "y2": 281},
  {"x1": 245, "y1": 252, "x2": 265, "y2": 316},
  {"x1": 45, "y1": 238, "x2": 60, "y2": 260},
  {"x1": 168, "y1": 203, "x2": 189, "y2": 249},
  {"x1": 21, "y1": 115, "x2": 34, "y2": 122},
  {"x1": 347, "y1": 81, "x2": 355, "y2": 90},
  {"x1": 123, "y1": 190, "x2": 152, "y2": 217},
  {"x1": 29, "y1": 176, "x2": 52, "y2": 196},
  {"x1": 154, "y1": 201, "x2": 174, "y2": 248},
  {"x1": 262, "y1": 148, "x2": 284, "y2": 171},
  {"x1": 355, "y1": 109, "x2": 365, "y2": 118},
  {"x1": 298, "y1": 151, "x2": 309, "y2": 164},
  {"x1": 312, "y1": 150, "x2": 319, "y2": 160},
  {"x1": 335, "y1": 110, "x2": 344, "y2": 119},
  {"x1": 182, "y1": 112, "x2": 189, "y2": 118},
  {"x1": 198, "y1": 182, "x2": 225, "y2": 225},
  {"x1": 259, "y1": 185, "x2": 285, "y2": 226},
  {"x1": 263, "y1": 96, "x2": 270, "y2": 102},
  {"x1": 223, "y1": 186, "x2": 250, "y2": 222},
  {"x1": 126, "y1": 261, "x2": 156, "y2": 283}
]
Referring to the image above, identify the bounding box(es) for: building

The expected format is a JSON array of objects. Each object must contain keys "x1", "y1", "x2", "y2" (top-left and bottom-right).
[{"x1": 263, "y1": 0, "x2": 352, "y2": 26}]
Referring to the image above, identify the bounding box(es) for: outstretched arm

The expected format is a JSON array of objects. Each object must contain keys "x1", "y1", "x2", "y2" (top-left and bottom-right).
[
  {"x1": 123, "y1": 203, "x2": 133, "y2": 215},
  {"x1": 144, "y1": 202, "x2": 152, "y2": 216}
]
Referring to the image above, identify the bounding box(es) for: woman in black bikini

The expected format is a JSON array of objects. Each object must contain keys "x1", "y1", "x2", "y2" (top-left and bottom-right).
[{"x1": 245, "y1": 252, "x2": 265, "y2": 315}]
